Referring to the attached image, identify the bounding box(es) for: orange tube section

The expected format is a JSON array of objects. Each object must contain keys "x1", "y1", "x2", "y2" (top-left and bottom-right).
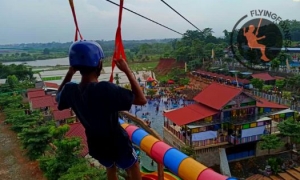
[
  {"x1": 178, "y1": 157, "x2": 206, "y2": 180},
  {"x1": 140, "y1": 135, "x2": 159, "y2": 155}
]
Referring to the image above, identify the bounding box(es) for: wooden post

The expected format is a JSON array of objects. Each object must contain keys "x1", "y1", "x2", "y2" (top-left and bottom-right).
[{"x1": 157, "y1": 163, "x2": 164, "y2": 180}]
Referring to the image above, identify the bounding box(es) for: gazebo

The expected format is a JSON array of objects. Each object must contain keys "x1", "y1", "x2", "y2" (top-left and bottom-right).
[{"x1": 146, "y1": 77, "x2": 157, "y2": 88}]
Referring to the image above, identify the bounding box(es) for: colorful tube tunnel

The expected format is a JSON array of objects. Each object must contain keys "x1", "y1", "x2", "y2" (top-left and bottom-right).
[{"x1": 119, "y1": 119, "x2": 237, "y2": 180}]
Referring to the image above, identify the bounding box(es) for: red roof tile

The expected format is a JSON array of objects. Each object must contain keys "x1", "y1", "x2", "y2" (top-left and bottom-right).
[
  {"x1": 196, "y1": 70, "x2": 250, "y2": 84},
  {"x1": 27, "y1": 88, "x2": 43, "y2": 92},
  {"x1": 256, "y1": 98, "x2": 288, "y2": 109},
  {"x1": 155, "y1": 58, "x2": 185, "y2": 75},
  {"x1": 50, "y1": 96, "x2": 58, "y2": 111},
  {"x1": 31, "y1": 95, "x2": 55, "y2": 109},
  {"x1": 251, "y1": 73, "x2": 275, "y2": 81},
  {"x1": 66, "y1": 123, "x2": 88, "y2": 157},
  {"x1": 163, "y1": 104, "x2": 218, "y2": 125},
  {"x1": 27, "y1": 90, "x2": 45, "y2": 100},
  {"x1": 193, "y1": 83, "x2": 242, "y2": 110},
  {"x1": 44, "y1": 82, "x2": 59, "y2": 89},
  {"x1": 50, "y1": 106, "x2": 58, "y2": 111},
  {"x1": 53, "y1": 109, "x2": 72, "y2": 120}
]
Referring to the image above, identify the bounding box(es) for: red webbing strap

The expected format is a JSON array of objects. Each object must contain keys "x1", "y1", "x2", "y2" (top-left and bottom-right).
[
  {"x1": 109, "y1": 0, "x2": 126, "y2": 83},
  {"x1": 69, "y1": 0, "x2": 83, "y2": 41}
]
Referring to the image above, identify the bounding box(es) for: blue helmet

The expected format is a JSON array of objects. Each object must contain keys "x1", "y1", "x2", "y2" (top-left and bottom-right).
[{"x1": 69, "y1": 40, "x2": 105, "y2": 67}]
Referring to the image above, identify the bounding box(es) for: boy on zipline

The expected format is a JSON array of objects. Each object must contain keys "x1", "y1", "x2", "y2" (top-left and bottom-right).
[{"x1": 56, "y1": 40, "x2": 146, "y2": 180}]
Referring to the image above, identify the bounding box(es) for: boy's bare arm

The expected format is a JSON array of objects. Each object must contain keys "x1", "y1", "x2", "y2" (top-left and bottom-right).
[
  {"x1": 58, "y1": 67, "x2": 77, "y2": 92},
  {"x1": 114, "y1": 60, "x2": 147, "y2": 105},
  {"x1": 125, "y1": 70, "x2": 147, "y2": 105}
]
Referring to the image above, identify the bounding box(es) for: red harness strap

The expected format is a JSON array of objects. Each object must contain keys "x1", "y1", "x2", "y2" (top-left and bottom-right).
[
  {"x1": 109, "y1": 0, "x2": 126, "y2": 83},
  {"x1": 69, "y1": 0, "x2": 84, "y2": 41}
]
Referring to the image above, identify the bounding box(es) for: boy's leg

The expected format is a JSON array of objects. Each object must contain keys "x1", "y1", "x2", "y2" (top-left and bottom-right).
[
  {"x1": 95, "y1": 158, "x2": 118, "y2": 180},
  {"x1": 106, "y1": 165, "x2": 118, "y2": 180},
  {"x1": 116, "y1": 148, "x2": 142, "y2": 180},
  {"x1": 125, "y1": 161, "x2": 142, "y2": 180}
]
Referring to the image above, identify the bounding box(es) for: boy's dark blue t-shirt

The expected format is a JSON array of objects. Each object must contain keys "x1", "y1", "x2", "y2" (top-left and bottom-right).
[{"x1": 56, "y1": 81, "x2": 134, "y2": 159}]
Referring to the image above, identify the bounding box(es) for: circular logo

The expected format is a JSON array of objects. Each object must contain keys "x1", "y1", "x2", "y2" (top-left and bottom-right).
[{"x1": 230, "y1": 12, "x2": 289, "y2": 70}]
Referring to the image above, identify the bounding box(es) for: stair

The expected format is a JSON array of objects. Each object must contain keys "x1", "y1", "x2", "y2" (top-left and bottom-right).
[
  {"x1": 286, "y1": 169, "x2": 300, "y2": 179},
  {"x1": 278, "y1": 172, "x2": 296, "y2": 180},
  {"x1": 246, "y1": 174, "x2": 271, "y2": 180},
  {"x1": 219, "y1": 148, "x2": 231, "y2": 177},
  {"x1": 269, "y1": 175, "x2": 282, "y2": 180}
]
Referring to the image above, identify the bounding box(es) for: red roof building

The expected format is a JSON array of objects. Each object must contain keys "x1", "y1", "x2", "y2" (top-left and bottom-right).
[
  {"x1": 256, "y1": 98, "x2": 288, "y2": 109},
  {"x1": 53, "y1": 109, "x2": 73, "y2": 121},
  {"x1": 30, "y1": 95, "x2": 55, "y2": 109},
  {"x1": 196, "y1": 70, "x2": 250, "y2": 84},
  {"x1": 251, "y1": 73, "x2": 275, "y2": 82},
  {"x1": 164, "y1": 104, "x2": 218, "y2": 126},
  {"x1": 163, "y1": 82, "x2": 293, "y2": 162},
  {"x1": 27, "y1": 88, "x2": 43, "y2": 92},
  {"x1": 193, "y1": 83, "x2": 243, "y2": 110},
  {"x1": 66, "y1": 123, "x2": 88, "y2": 157},
  {"x1": 27, "y1": 89, "x2": 45, "y2": 100},
  {"x1": 44, "y1": 82, "x2": 59, "y2": 89}
]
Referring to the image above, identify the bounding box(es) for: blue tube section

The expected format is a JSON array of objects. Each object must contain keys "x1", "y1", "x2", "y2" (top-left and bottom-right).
[
  {"x1": 119, "y1": 118, "x2": 125, "y2": 124},
  {"x1": 131, "y1": 129, "x2": 148, "y2": 146},
  {"x1": 163, "y1": 148, "x2": 188, "y2": 175},
  {"x1": 226, "y1": 178, "x2": 238, "y2": 180}
]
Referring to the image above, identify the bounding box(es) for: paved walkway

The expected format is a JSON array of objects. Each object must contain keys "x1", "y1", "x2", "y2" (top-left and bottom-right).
[{"x1": 0, "y1": 114, "x2": 45, "y2": 180}]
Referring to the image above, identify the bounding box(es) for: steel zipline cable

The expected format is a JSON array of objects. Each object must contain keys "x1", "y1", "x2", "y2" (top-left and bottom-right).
[
  {"x1": 106, "y1": 0, "x2": 183, "y2": 36},
  {"x1": 160, "y1": 0, "x2": 201, "y2": 32}
]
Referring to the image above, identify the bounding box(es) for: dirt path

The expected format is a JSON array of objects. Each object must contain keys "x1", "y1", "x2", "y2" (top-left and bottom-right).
[{"x1": 0, "y1": 113, "x2": 46, "y2": 180}]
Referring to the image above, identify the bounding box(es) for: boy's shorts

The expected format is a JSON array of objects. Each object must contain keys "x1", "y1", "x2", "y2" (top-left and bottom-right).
[{"x1": 96, "y1": 148, "x2": 138, "y2": 169}]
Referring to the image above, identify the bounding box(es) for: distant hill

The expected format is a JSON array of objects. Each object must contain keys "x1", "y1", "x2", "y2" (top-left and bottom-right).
[{"x1": 0, "y1": 38, "x2": 178, "y2": 50}]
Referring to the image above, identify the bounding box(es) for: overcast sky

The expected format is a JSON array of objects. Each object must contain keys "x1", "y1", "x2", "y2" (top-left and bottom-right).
[{"x1": 0, "y1": 0, "x2": 299, "y2": 45}]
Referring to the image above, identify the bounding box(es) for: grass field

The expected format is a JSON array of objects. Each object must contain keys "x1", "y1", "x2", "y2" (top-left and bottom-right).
[
  {"x1": 88, "y1": 60, "x2": 158, "y2": 71},
  {"x1": 32, "y1": 60, "x2": 159, "y2": 73},
  {"x1": 128, "y1": 61, "x2": 158, "y2": 71},
  {"x1": 41, "y1": 76, "x2": 62, "y2": 81}
]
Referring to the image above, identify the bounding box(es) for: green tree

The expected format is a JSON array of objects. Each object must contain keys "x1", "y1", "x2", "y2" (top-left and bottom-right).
[
  {"x1": 181, "y1": 145, "x2": 197, "y2": 159},
  {"x1": 267, "y1": 157, "x2": 283, "y2": 175},
  {"x1": 114, "y1": 73, "x2": 121, "y2": 85},
  {"x1": 271, "y1": 58, "x2": 280, "y2": 70},
  {"x1": 49, "y1": 124, "x2": 70, "y2": 140},
  {"x1": 0, "y1": 94, "x2": 23, "y2": 111},
  {"x1": 179, "y1": 78, "x2": 190, "y2": 86},
  {"x1": 278, "y1": 117, "x2": 300, "y2": 145},
  {"x1": 259, "y1": 134, "x2": 283, "y2": 154},
  {"x1": 275, "y1": 79, "x2": 285, "y2": 90},
  {"x1": 9, "y1": 111, "x2": 43, "y2": 133},
  {"x1": 43, "y1": 48, "x2": 50, "y2": 55},
  {"x1": 39, "y1": 137, "x2": 82, "y2": 180},
  {"x1": 59, "y1": 159, "x2": 107, "y2": 180},
  {"x1": 6, "y1": 75, "x2": 19, "y2": 89},
  {"x1": 19, "y1": 122, "x2": 54, "y2": 160},
  {"x1": 250, "y1": 78, "x2": 264, "y2": 90},
  {"x1": 262, "y1": 85, "x2": 273, "y2": 92}
]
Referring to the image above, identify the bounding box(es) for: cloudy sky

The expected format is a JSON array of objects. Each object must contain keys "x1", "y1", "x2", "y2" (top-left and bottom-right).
[{"x1": 0, "y1": 0, "x2": 299, "y2": 44}]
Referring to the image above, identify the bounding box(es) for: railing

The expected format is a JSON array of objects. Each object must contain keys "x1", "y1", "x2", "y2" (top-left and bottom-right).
[
  {"x1": 188, "y1": 136, "x2": 228, "y2": 148},
  {"x1": 229, "y1": 134, "x2": 263, "y2": 145},
  {"x1": 252, "y1": 91, "x2": 292, "y2": 106},
  {"x1": 164, "y1": 122, "x2": 228, "y2": 148},
  {"x1": 164, "y1": 122, "x2": 186, "y2": 142}
]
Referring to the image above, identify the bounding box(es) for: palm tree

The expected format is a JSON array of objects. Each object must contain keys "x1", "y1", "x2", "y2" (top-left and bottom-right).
[{"x1": 114, "y1": 73, "x2": 121, "y2": 85}]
